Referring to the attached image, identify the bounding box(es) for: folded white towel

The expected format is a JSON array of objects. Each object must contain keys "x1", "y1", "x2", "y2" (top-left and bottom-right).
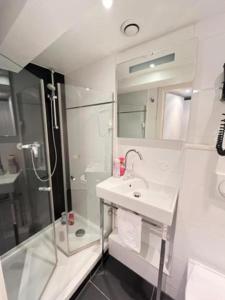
[{"x1": 117, "y1": 208, "x2": 142, "y2": 253}]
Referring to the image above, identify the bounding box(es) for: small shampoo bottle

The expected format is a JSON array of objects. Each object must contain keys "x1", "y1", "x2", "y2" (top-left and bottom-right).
[{"x1": 113, "y1": 158, "x2": 120, "y2": 177}]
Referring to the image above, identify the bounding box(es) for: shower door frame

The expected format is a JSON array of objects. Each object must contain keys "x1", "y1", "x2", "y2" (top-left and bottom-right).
[
  {"x1": 38, "y1": 79, "x2": 58, "y2": 298},
  {"x1": 57, "y1": 83, "x2": 70, "y2": 254}
]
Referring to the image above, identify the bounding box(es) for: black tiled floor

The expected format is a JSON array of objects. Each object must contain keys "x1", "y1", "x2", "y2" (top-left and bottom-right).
[
  {"x1": 91, "y1": 256, "x2": 154, "y2": 300},
  {"x1": 74, "y1": 255, "x2": 173, "y2": 300}
]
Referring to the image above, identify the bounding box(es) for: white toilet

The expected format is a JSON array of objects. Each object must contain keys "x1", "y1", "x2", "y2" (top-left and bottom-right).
[{"x1": 185, "y1": 260, "x2": 225, "y2": 300}]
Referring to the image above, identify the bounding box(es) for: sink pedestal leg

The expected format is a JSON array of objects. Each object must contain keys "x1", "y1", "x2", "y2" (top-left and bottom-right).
[
  {"x1": 99, "y1": 198, "x2": 168, "y2": 300},
  {"x1": 156, "y1": 231, "x2": 167, "y2": 300},
  {"x1": 100, "y1": 198, "x2": 104, "y2": 267},
  {"x1": 10, "y1": 192, "x2": 19, "y2": 245}
]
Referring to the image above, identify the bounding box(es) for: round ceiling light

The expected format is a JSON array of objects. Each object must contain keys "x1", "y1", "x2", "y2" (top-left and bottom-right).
[
  {"x1": 120, "y1": 20, "x2": 140, "y2": 37},
  {"x1": 102, "y1": 0, "x2": 113, "y2": 9}
]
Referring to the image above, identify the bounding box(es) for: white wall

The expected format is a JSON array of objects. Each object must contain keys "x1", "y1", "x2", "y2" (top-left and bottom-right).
[
  {"x1": 187, "y1": 18, "x2": 225, "y2": 145},
  {"x1": 181, "y1": 100, "x2": 191, "y2": 140},
  {"x1": 163, "y1": 93, "x2": 190, "y2": 141},
  {"x1": 118, "y1": 139, "x2": 182, "y2": 188},
  {"x1": 167, "y1": 13, "x2": 225, "y2": 299},
  {"x1": 0, "y1": 0, "x2": 27, "y2": 44},
  {"x1": 66, "y1": 56, "x2": 116, "y2": 92},
  {"x1": 163, "y1": 93, "x2": 184, "y2": 140}
]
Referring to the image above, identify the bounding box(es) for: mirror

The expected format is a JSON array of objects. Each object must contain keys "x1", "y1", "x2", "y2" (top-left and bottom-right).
[
  {"x1": 117, "y1": 40, "x2": 197, "y2": 141},
  {"x1": 0, "y1": 69, "x2": 16, "y2": 137}
]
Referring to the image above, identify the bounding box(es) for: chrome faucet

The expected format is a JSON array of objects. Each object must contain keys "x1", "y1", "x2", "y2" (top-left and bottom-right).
[{"x1": 124, "y1": 149, "x2": 143, "y2": 177}]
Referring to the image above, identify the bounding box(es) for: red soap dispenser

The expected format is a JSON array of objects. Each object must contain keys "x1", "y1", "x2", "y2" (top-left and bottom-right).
[{"x1": 119, "y1": 156, "x2": 125, "y2": 176}]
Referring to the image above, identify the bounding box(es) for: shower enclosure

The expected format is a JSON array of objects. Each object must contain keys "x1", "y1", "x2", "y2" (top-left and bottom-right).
[
  {"x1": 0, "y1": 56, "x2": 57, "y2": 300},
  {"x1": 0, "y1": 54, "x2": 114, "y2": 299},
  {"x1": 56, "y1": 84, "x2": 114, "y2": 255}
]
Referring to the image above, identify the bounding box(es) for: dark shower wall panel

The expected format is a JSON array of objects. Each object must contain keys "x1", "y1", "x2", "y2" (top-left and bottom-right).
[{"x1": 25, "y1": 63, "x2": 67, "y2": 219}]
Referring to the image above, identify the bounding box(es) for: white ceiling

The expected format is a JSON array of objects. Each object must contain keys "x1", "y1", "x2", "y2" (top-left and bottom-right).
[
  {"x1": 0, "y1": 0, "x2": 27, "y2": 45},
  {"x1": 1, "y1": 0, "x2": 225, "y2": 74},
  {"x1": 0, "y1": 0, "x2": 95, "y2": 71},
  {"x1": 33, "y1": 0, "x2": 225, "y2": 74}
]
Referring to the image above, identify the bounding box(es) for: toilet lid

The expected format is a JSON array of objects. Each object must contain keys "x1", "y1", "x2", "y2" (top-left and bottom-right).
[{"x1": 186, "y1": 263, "x2": 225, "y2": 300}]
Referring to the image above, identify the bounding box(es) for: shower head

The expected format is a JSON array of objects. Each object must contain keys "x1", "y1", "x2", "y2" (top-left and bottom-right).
[{"x1": 47, "y1": 83, "x2": 56, "y2": 92}]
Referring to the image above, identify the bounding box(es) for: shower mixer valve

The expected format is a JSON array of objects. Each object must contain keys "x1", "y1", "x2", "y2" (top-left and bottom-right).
[{"x1": 17, "y1": 142, "x2": 40, "y2": 158}]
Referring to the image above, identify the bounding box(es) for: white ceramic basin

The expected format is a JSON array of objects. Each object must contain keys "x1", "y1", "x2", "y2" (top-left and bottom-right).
[
  {"x1": 0, "y1": 172, "x2": 21, "y2": 194},
  {"x1": 96, "y1": 176, "x2": 178, "y2": 226}
]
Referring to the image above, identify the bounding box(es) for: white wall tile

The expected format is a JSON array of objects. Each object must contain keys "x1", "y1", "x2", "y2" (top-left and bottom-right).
[
  {"x1": 187, "y1": 89, "x2": 224, "y2": 145},
  {"x1": 66, "y1": 56, "x2": 116, "y2": 92},
  {"x1": 194, "y1": 34, "x2": 225, "y2": 90},
  {"x1": 117, "y1": 144, "x2": 182, "y2": 188},
  {"x1": 169, "y1": 148, "x2": 225, "y2": 298}
]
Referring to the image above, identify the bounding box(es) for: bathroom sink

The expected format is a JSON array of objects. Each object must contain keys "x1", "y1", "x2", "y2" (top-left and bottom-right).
[
  {"x1": 0, "y1": 172, "x2": 21, "y2": 194},
  {"x1": 96, "y1": 176, "x2": 178, "y2": 226}
]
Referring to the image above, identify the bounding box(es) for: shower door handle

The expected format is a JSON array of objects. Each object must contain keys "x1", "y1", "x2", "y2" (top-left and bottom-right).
[{"x1": 38, "y1": 187, "x2": 51, "y2": 192}]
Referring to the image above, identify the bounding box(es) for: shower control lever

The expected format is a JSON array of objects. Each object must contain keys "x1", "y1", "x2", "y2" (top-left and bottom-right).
[
  {"x1": 17, "y1": 142, "x2": 40, "y2": 158},
  {"x1": 70, "y1": 175, "x2": 76, "y2": 181},
  {"x1": 38, "y1": 187, "x2": 51, "y2": 192}
]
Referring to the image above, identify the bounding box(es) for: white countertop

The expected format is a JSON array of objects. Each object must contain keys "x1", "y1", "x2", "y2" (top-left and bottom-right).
[{"x1": 0, "y1": 172, "x2": 20, "y2": 186}]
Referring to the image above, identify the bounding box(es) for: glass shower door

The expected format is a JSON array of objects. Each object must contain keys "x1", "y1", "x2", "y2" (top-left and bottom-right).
[
  {"x1": 56, "y1": 85, "x2": 113, "y2": 255},
  {"x1": 0, "y1": 58, "x2": 57, "y2": 300}
]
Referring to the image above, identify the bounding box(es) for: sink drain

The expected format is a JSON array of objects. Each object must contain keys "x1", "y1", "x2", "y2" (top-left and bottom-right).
[
  {"x1": 133, "y1": 191, "x2": 141, "y2": 198},
  {"x1": 75, "y1": 229, "x2": 86, "y2": 237}
]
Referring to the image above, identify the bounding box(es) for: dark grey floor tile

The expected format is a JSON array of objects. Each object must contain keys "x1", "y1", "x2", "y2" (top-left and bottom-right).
[
  {"x1": 76, "y1": 282, "x2": 107, "y2": 300},
  {"x1": 160, "y1": 294, "x2": 173, "y2": 300},
  {"x1": 151, "y1": 289, "x2": 173, "y2": 300},
  {"x1": 91, "y1": 256, "x2": 154, "y2": 300}
]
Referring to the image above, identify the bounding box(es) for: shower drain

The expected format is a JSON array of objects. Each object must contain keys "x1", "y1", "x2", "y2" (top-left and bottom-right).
[{"x1": 75, "y1": 229, "x2": 86, "y2": 237}]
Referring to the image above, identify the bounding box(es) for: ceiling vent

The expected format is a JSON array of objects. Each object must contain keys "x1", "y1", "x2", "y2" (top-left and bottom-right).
[{"x1": 120, "y1": 20, "x2": 140, "y2": 37}]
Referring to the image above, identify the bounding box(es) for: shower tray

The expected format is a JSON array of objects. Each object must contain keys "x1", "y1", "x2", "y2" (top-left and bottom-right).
[{"x1": 55, "y1": 213, "x2": 100, "y2": 255}]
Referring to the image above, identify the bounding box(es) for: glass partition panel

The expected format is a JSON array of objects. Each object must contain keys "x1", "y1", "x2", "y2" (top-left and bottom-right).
[
  {"x1": 0, "y1": 55, "x2": 57, "y2": 300},
  {"x1": 56, "y1": 85, "x2": 113, "y2": 255}
]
